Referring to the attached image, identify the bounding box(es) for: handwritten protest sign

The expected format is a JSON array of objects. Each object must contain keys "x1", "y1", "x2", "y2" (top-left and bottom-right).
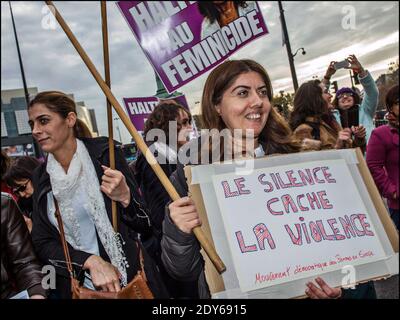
[
  {"x1": 212, "y1": 159, "x2": 387, "y2": 292},
  {"x1": 186, "y1": 149, "x2": 398, "y2": 298},
  {"x1": 123, "y1": 94, "x2": 189, "y2": 131},
  {"x1": 117, "y1": 1, "x2": 269, "y2": 92}
]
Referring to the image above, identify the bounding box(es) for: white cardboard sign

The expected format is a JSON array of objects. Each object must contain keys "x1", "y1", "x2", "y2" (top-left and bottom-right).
[{"x1": 211, "y1": 159, "x2": 387, "y2": 292}]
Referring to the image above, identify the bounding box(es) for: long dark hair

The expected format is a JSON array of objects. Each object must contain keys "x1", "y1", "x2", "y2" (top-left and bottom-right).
[
  {"x1": 290, "y1": 80, "x2": 333, "y2": 130},
  {"x1": 198, "y1": 1, "x2": 248, "y2": 24},
  {"x1": 201, "y1": 59, "x2": 300, "y2": 157},
  {"x1": 28, "y1": 91, "x2": 92, "y2": 138}
]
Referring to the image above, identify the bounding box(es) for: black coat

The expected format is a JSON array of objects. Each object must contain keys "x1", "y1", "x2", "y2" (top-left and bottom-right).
[
  {"x1": 135, "y1": 146, "x2": 199, "y2": 298},
  {"x1": 135, "y1": 148, "x2": 176, "y2": 233},
  {"x1": 31, "y1": 137, "x2": 168, "y2": 298}
]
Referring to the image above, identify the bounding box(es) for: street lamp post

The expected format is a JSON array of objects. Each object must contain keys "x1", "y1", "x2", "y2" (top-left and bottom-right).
[
  {"x1": 278, "y1": 1, "x2": 301, "y2": 92},
  {"x1": 9, "y1": 1, "x2": 43, "y2": 158}
]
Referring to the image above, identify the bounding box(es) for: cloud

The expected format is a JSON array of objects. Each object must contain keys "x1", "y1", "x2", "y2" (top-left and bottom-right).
[{"x1": 1, "y1": 1, "x2": 398, "y2": 144}]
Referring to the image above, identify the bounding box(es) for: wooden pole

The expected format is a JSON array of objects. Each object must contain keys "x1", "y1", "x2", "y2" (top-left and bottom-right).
[
  {"x1": 45, "y1": 1, "x2": 225, "y2": 273},
  {"x1": 100, "y1": 1, "x2": 118, "y2": 232}
]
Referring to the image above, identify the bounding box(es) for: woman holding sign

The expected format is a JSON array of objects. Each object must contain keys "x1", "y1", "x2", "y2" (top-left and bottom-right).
[{"x1": 161, "y1": 59, "x2": 346, "y2": 299}]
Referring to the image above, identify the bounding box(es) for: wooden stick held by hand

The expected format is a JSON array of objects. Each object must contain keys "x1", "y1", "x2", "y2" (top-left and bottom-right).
[{"x1": 45, "y1": 1, "x2": 226, "y2": 274}]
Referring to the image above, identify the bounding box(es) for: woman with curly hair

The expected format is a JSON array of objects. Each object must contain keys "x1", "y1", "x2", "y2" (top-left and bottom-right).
[{"x1": 134, "y1": 102, "x2": 196, "y2": 298}]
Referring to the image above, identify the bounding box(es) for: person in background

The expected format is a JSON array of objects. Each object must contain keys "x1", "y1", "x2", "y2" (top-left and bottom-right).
[
  {"x1": 134, "y1": 102, "x2": 197, "y2": 298},
  {"x1": 290, "y1": 79, "x2": 366, "y2": 151},
  {"x1": 322, "y1": 55, "x2": 378, "y2": 144},
  {"x1": 367, "y1": 85, "x2": 399, "y2": 230},
  {"x1": 1, "y1": 151, "x2": 17, "y2": 201},
  {"x1": 4, "y1": 156, "x2": 41, "y2": 232},
  {"x1": 1, "y1": 155, "x2": 47, "y2": 299}
]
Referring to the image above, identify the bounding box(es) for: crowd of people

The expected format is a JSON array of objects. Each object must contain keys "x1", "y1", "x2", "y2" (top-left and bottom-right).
[{"x1": 1, "y1": 54, "x2": 398, "y2": 300}]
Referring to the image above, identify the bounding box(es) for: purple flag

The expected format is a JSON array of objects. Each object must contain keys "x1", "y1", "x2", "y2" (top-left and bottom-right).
[
  {"x1": 123, "y1": 94, "x2": 189, "y2": 131},
  {"x1": 117, "y1": 1, "x2": 269, "y2": 93}
]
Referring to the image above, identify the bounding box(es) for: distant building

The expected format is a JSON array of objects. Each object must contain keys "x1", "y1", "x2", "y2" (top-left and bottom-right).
[
  {"x1": 1, "y1": 88, "x2": 99, "y2": 157},
  {"x1": 375, "y1": 68, "x2": 399, "y2": 110},
  {"x1": 1, "y1": 87, "x2": 38, "y2": 157},
  {"x1": 76, "y1": 101, "x2": 99, "y2": 137},
  {"x1": 88, "y1": 109, "x2": 99, "y2": 134}
]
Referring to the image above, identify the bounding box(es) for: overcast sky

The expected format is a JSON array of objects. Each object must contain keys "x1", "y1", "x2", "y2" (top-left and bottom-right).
[{"x1": 2, "y1": 1, "x2": 399, "y2": 144}]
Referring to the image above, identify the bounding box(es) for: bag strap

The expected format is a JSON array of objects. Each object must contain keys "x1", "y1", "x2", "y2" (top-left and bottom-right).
[
  {"x1": 53, "y1": 195, "x2": 76, "y2": 280},
  {"x1": 54, "y1": 196, "x2": 148, "y2": 284},
  {"x1": 135, "y1": 241, "x2": 148, "y2": 281}
]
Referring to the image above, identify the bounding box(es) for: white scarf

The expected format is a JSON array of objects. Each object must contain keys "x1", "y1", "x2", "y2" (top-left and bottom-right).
[{"x1": 46, "y1": 139, "x2": 128, "y2": 286}]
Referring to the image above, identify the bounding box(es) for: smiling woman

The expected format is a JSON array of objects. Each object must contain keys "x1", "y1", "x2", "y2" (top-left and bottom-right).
[
  {"x1": 26, "y1": 91, "x2": 169, "y2": 299},
  {"x1": 200, "y1": 59, "x2": 300, "y2": 159},
  {"x1": 160, "y1": 59, "x2": 319, "y2": 299}
]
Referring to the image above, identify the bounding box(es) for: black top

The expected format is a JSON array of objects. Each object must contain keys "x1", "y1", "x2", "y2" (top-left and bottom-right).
[{"x1": 135, "y1": 146, "x2": 177, "y2": 234}]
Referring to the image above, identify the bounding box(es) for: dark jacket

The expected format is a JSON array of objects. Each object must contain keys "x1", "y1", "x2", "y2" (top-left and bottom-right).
[
  {"x1": 161, "y1": 137, "x2": 229, "y2": 299},
  {"x1": 135, "y1": 146, "x2": 199, "y2": 298},
  {"x1": 1, "y1": 193, "x2": 47, "y2": 299},
  {"x1": 135, "y1": 147, "x2": 176, "y2": 233},
  {"x1": 31, "y1": 137, "x2": 168, "y2": 298}
]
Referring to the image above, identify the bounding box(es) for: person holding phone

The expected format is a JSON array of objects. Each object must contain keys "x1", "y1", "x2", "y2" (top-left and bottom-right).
[
  {"x1": 322, "y1": 55, "x2": 378, "y2": 145},
  {"x1": 290, "y1": 79, "x2": 357, "y2": 151}
]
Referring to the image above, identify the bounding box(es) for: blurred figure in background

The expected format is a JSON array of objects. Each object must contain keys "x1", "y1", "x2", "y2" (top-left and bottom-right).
[
  {"x1": 1, "y1": 151, "x2": 17, "y2": 201},
  {"x1": 367, "y1": 85, "x2": 399, "y2": 230},
  {"x1": 290, "y1": 79, "x2": 365, "y2": 151},
  {"x1": 4, "y1": 156, "x2": 41, "y2": 232},
  {"x1": 1, "y1": 152, "x2": 46, "y2": 299},
  {"x1": 134, "y1": 102, "x2": 198, "y2": 298},
  {"x1": 323, "y1": 55, "x2": 378, "y2": 144}
]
